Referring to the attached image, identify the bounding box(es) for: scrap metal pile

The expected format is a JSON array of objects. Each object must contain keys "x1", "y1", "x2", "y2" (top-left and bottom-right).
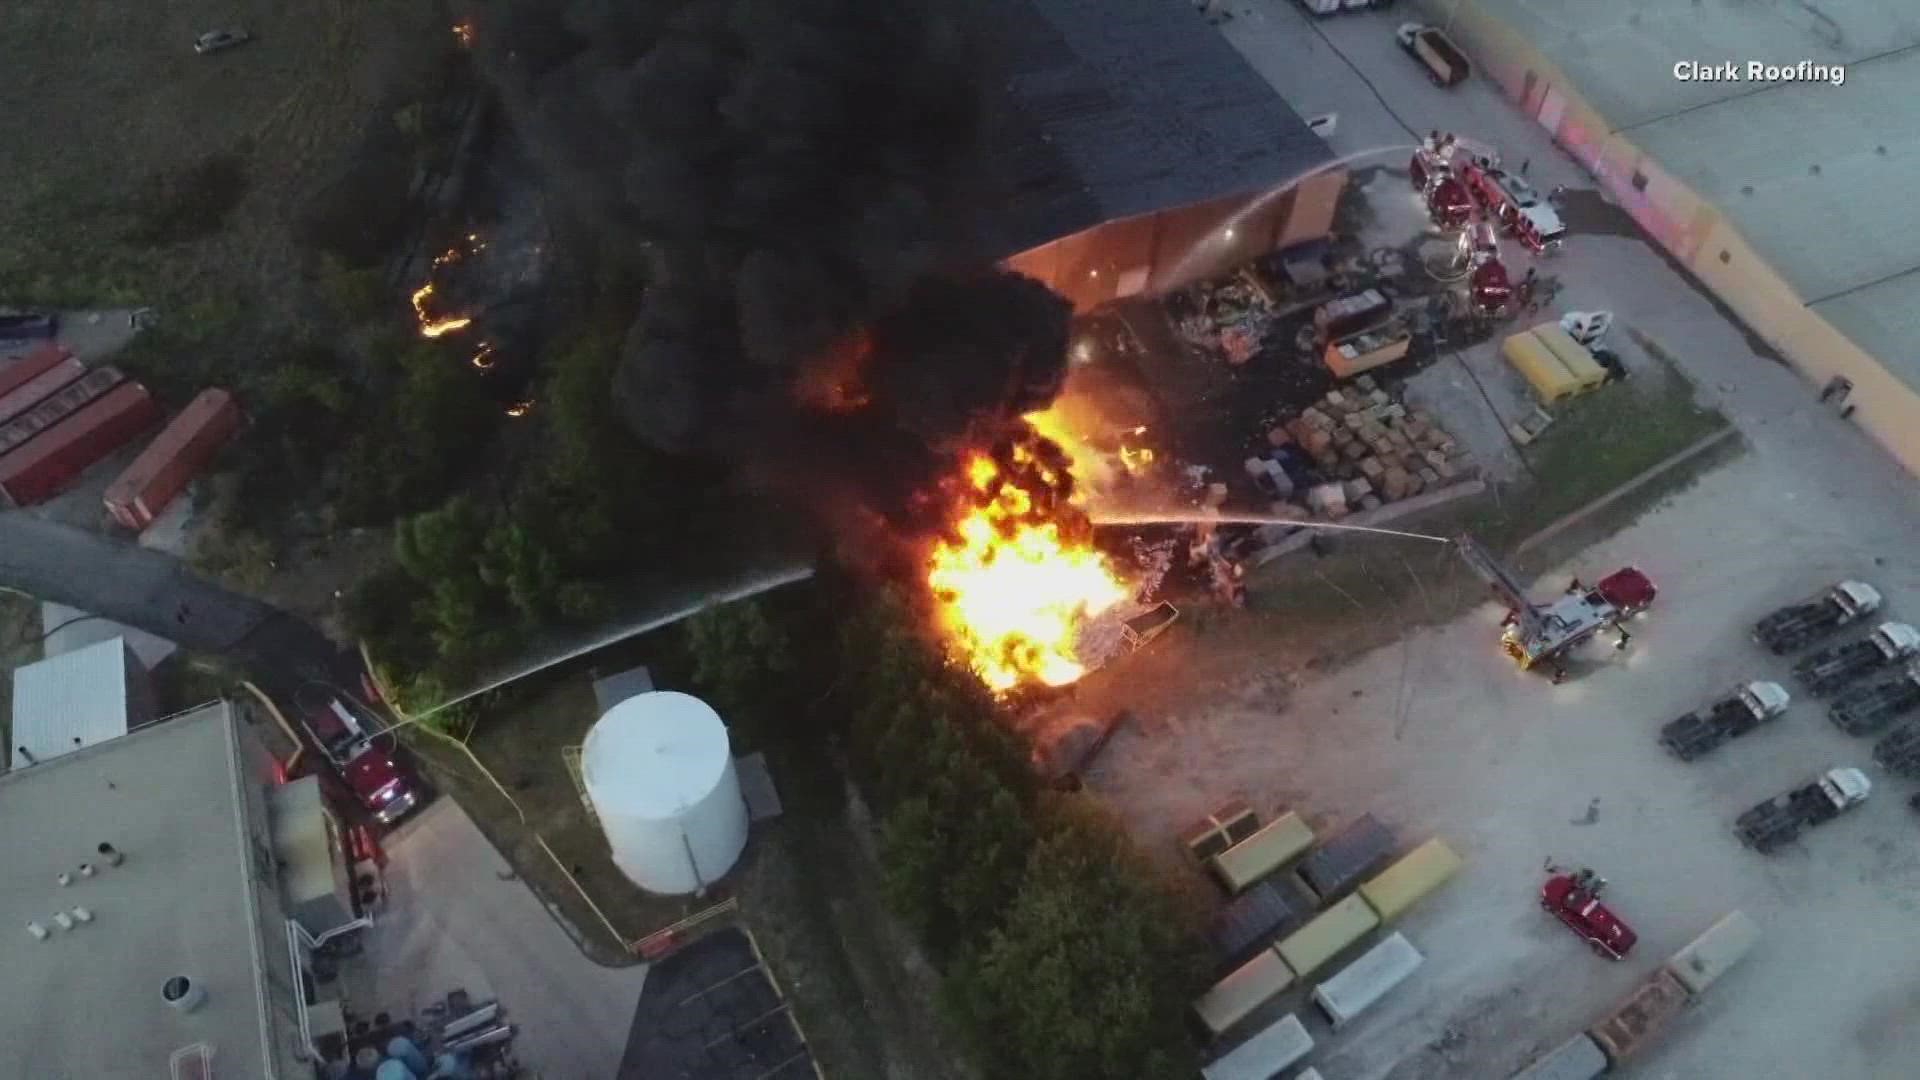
[{"x1": 1252, "y1": 375, "x2": 1479, "y2": 521}]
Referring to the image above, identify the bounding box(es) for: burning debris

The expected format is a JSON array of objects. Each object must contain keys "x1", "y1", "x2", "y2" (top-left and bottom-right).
[
  {"x1": 409, "y1": 234, "x2": 487, "y2": 339},
  {"x1": 451, "y1": 20, "x2": 474, "y2": 48},
  {"x1": 926, "y1": 427, "x2": 1129, "y2": 691}
]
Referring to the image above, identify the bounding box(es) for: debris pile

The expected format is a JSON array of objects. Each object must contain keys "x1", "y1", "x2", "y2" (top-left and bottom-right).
[{"x1": 1252, "y1": 374, "x2": 1478, "y2": 519}]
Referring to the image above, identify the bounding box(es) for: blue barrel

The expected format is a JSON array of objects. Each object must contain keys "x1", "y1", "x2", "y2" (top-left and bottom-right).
[
  {"x1": 425, "y1": 1052, "x2": 472, "y2": 1080},
  {"x1": 385, "y1": 1036, "x2": 429, "y2": 1076},
  {"x1": 374, "y1": 1059, "x2": 419, "y2": 1080}
]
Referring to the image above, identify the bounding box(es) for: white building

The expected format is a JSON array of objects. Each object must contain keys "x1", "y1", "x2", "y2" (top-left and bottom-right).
[
  {"x1": 0, "y1": 700, "x2": 359, "y2": 1078},
  {"x1": 10, "y1": 636, "x2": 157, "y2": 768}
]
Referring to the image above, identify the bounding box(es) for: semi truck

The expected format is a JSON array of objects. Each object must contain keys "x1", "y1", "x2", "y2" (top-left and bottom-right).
[
  {"x1": 1210, "y1": 877, "x2": 1313, "y2": 965},
  {"x1": 1734, "y1": 767, "x2": 1870, "y2": 854},
  {"x1": 1659, "y1": 681, "x2": 1790, "y2": 761},
  {"x1": 1396, "y1": 23, "x2": 1471, "y2": 86},
  {"x1": 1753, "y1": 581, "x2": 1881, "y2": 654},
  {"x1": 1792, "y1": 622, "x2": 1920, "y2": 696},
  {"x1": 1828, "y1": 663, "x2": 1920, "y2": 735}
]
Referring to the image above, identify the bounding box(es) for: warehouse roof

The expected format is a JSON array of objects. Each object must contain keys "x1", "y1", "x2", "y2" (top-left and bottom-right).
[
  {"x1": 11, "y1": 636, "x2": 136, "y2": 766},
  {"x1": 1481, "y1": 0, "x2": 1920, "y2": 389},
  {"x1": 980, "y1": 0, "x2": 1336, "y2": 256},
  {"x1": 0, "y1": 702, "x2": 293, "y2": 1078}
]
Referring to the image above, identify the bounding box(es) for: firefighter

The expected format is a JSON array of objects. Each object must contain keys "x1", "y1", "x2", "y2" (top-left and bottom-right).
[{"x1": 1615, "y1": 626, "x2": 1632, "y2": 651}]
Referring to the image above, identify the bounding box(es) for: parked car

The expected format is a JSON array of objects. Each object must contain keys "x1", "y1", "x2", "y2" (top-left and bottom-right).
[
  {"x1": 193, "y1": 28, "x2": 252, "y2": 55},
  {"x1": 0, "y1": 312, "x2": 58, "y2": 340}
]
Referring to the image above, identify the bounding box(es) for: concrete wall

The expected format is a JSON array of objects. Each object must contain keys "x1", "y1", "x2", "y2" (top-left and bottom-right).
[
  {"x1": 1006, "y1": 168, "x2": 1346, "y2": 312},
  {"x1": 1418, "y1": 0, "x2": 1920, "y2": 477}
]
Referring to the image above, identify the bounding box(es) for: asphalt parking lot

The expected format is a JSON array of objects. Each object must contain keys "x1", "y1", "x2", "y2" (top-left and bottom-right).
[{"x1": 1082, "y1": 3, "x2": 1920, "y2": 1077}]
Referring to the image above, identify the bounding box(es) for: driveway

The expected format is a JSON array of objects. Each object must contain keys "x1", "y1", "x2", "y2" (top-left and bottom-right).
[
  {"x1": 1082, "y1": 5, "x2": 1920, "y2": 1078},
  {"x1": 366, "y1": 798, "x2": 649, "y2": 1078}
]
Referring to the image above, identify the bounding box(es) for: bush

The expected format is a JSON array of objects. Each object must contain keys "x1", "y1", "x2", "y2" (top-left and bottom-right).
[
  {"x1": 293, "y1": 126, "x2": 417, "y2": 267},
  {"x1": 684, "y1": 598, "x2": 795, "y2": 731},
  {"x1": 124, "y1": 153, "x2": 251, "y2": 247}
]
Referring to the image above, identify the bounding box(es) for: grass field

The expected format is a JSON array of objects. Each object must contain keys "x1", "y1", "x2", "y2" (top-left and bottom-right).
[{"x1": 0, "y1": 0, "x2": 442, "y2": 322}]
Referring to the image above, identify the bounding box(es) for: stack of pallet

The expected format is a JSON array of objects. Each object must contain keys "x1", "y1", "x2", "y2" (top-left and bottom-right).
[{"x1": 1273, "y1": 376, "x2": 1477, "y2": 518}]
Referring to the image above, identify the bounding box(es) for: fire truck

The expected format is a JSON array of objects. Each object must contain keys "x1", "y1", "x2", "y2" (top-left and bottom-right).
[
  {"x1": 1457, "y1": 157, "x2": 1566, "y2": 254},
  {"x1": 1412, "y1": 137, "x2": 1527, "y2": 316},
  {"x1": 1455, "y1": 534, "x2": 1655, "y2": 681}
]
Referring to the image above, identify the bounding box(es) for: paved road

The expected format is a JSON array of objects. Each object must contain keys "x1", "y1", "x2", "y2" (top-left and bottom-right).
[{"x1": 0, "y1": 512, "x2": 359, "y2": 700}]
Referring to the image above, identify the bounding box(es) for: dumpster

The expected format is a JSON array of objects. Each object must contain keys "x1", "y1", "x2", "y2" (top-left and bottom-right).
[
  {"x1": 1503, "y1": 329, "x2": 1584, "y2": 403},
  {"x1": 1531, "y1": 323, "x2": 1608, "y2": 391}
]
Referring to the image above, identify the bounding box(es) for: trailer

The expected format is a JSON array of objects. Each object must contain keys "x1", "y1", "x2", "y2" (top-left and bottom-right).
[
  {"x1": 1660, "y1": 681, "x2": 1790, "y2": 761},
  {"x1": 1312, "y1": 931, "x2": 1423, "y2": 1029},
  {"x1": 0, "y1": 343, "x2": 75, "y2": 412},
  {"x1": 1873, "y1": 721, "x2": 1920, "y2": 777},
  {"x1": 1210, "y1": 811, "x2": 1315, "y2": 894},
  {"x1": 0, "y1": 381, "x2": 158, "y2": 507},
  {"x1": 1585, "y1": 968, "x2": 1690, "y2": 1066},
  {"x1": 1200, "y1": 1013, "x2": 1313, "y2": 1080},
  {"x1": 1396, "y1": 23, "x2": 1471, "y2": 86},
  {"x1": 1211, "y1": 877, "x2": 1313, "y2": 963},
  {"x1": 1792, "y1": 622, "x2": 1920, "y2": 697},
  {"x1": 1297, "y1": 814, "x2": 1396, "y2": 903},
  {"x1": 1508, "y1": 1034, "x2": 1607, "y2": 1080},
  {"x1": 1194, "y1": 948, "x2": 1294, "y2": 1038},
  {"x1": 1663, "y1": 910, "x2": 1759, "y2": 997},
  {"x1": 104, "y1": 387, "x2": 242, "y2": 529},
  {"x1": 1276, "y1": 894, "x2": 1379, "y2": 980},
  {"x1": 1828, "y1": 663, "x2": 1920, "y2": 735},
  {"x1": 1358, "y1": 837, "x2": 1463, "y2": 920},
  {"x1": 1734, "y1": 767, "x2": 1870, "y2": 854},
  {"x1": 1753, "y1": 580, "x2": 1881, "y2": 654}
]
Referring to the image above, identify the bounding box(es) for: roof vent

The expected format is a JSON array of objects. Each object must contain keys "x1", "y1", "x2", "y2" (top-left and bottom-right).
[
  {"x1": 98, "y1": 842, "x2": 125, "y2": 867},
  {"x1": 162, "y1": 976, "x2": 206, "y2": 1014},
  {"x1": 52, "y1": 912, "x2": 74, "y2": 931},
  {"x1": 77, "y1": 863, "x2": 96, "y2": 879},
  {"x1": 71, "y1": 907, "x2": 94, "y2": 924},
  {"x1": 25, "y1": 922, "x2": 48, "y2": 941},
  {"x1": 56, "y1": 872, "x2": 72, "y2": 887}
]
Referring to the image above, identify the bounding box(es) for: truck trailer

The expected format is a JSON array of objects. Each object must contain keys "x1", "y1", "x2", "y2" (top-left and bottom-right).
[
  {"x1": 1210, "y1": 811, "x2": 1315, "y2": 894},
  {"x1": 1396, "y1": 23, "x2": 1471, "y2": 86},
  {"x1": 1660, "y1": 681, "x2": 1790, "y2": 760},
  {"x1": 1792, "y1": 623, "x2": 1920, "y2": 696},
  {"x1": 1873, "y1": 721, "x2": 1920, "y2": 777},
  {"x1": 1312, "y1": 931, "x2": 1423, "y2": 1029},
  {"x1": 0, "y1": 380, "x2": 157, "y2": 507},
  {"x1": 1734, "y1": 767, "x2": 1870, "y2": 854},
  {"x1": 104, "y1": 387, "x2": 242, "y2": 530},
  {"x1": 1828, "y1": 663, "x2": 1920, "y2": 735},
  {"x1": 1297, "y1": 813, "x2": 1396, "y2": 903},
  {"x1": 1200, "y1": 1012, "x2": 1313, "y2": 1080},
  {"x1": 1585, "y1": 968, "x2": 1691, "y2": 1065},
  {"x1": 1754, "y1": 581, "x2": 1881, "y2": 654},
  {"x1": 1358, "y1": 837, "x2": 1463, "y2": 920}
]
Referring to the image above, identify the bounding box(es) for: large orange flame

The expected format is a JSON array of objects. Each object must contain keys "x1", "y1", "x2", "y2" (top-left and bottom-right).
[{"x1": 928, "y1": 430, "x2": 1129, "y2": 691}]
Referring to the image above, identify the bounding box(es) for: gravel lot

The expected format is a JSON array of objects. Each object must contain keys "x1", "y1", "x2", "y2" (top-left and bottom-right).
[{"x1": 1080, "y1": 4, "x2": 1920, "y2": 1077}]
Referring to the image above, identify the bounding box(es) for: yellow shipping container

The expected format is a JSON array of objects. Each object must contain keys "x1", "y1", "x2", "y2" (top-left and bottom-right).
[
  {"x1": 1531, "y1": 323, "x2": 1608, "y2": 391},
  {"x1": 1210, "y1": 811, "x2": 1315, "y2": 894},
  {"x1": 1502, "y1": 330, "x2": 1584, "y2": 404},
  {"x1": 1193, "y1": 948, "x2": 1295, "y2": 1036},
  {"x1": 1276, "y1": 894, "x2": 1380, "y2": 979},
  {"x1": 1359, "y1": 838, "x2": 1464, "y2": 921}
]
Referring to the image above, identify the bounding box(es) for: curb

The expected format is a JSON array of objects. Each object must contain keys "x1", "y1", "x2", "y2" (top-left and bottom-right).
[{"x1": 1513, "y1": 425, "x2": 1741, "y2": 557}]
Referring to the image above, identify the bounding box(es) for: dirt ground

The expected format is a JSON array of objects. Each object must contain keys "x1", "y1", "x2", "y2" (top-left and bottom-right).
[{"x1": 1067, "y1": 4, "x2": 1920, "y2": 1076}]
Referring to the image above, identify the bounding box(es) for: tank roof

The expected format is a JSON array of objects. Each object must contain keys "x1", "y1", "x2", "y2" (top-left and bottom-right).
[{"x1": 582, "y1": 691, "x2": 732, "y2": 820}]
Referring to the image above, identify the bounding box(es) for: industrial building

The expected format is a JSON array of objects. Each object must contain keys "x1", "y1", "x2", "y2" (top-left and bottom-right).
[
  {"x1": 1421, "y1": 0, "x2": 1920, "y2": 474},
  {"x1": 0, "y1": 701, "x2": 360, "y2": 1078},
  {"x1": 9, "y1": 635, "x2": 157, "y2": 767},
  {"x1": 984, "y1": 0, "x2": 1344, "y2": 312}
]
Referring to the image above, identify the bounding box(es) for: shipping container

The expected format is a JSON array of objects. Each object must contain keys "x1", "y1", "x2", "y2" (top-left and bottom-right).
[
  {"x1": 0, "y1": 382, "x2": 158, "y2": 507},
  {"x1": 1502, "y1": 330, "x2": 1584, "y2": 404},
  {"x1": 0, "y1": 355, "x2": 86, "y2": 426},
  {"x1": 1200, "y1": 1012, "x2": 1314, "y2": 1080},
  {"x1": 1358, "y1": 837, "x2": 1463, "y2": 921},
  {"x1": 0, "y1": 366, "x2": 124, "y2": 457},
  {"x1": 1194, "y1": 948, "x2": 1294, "y2": 1037},
  {"x1": 1312, "y1": 931, "x2": 1423, "y2": 1029},
  {"x1": 1298, "y1": 814, "x2": 1396, "y2": 903},
  {"x1": 1211, "y1": 811, "x2": 1315, "y2": 894},
  {"x1": 1212, "y1": 877, "x2": 1314, "y2": 963},
  {"x1": 0, "y1": 343, "x2": 73, "y2": 404},
  {"x1": 104, "y1": 387, "x2": 242, "y2": 529},
  {"x1": 1325, "y1": 325, "x2": 1412, "y2": 379},
  {"x1": 1664, "y1": 910, "x2": 1759, "y2": 998},
  {"x1": 1531, "y1": 324, "x2": 1608, "y2": 391},
  {"x1": 1586, "y1": 968, "x2": 1690, "y2": 1066},
  {"x1": 1276, "y1": 894, "x2": 1379, "y2": 979},
  {"x1": 1508, "y1": 1033, "x2": 1607, "y2": 1080},
  {"x1": 1182, "y1": 798, "x2": 1262, "y2": 861}
]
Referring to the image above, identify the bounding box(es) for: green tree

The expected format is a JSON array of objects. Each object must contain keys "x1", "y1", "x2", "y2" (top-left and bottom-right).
[
  {"x1": 944, "y1": 802, "x2": 1203, "y2": 1080},
  {"x1": 394, "y1": 497, "x2": 512, "y2": 669},
  {"x1": 684, "y1": 598, "x2": 796, "y2": 728},
  {"x1": 478, "y1": 520, "x2": 563, "y2": 625}
]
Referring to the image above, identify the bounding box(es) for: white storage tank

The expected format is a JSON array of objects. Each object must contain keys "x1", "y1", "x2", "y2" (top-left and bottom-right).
[{"x1": 581, "y1": 691, "x2": 748, "y2": 895}]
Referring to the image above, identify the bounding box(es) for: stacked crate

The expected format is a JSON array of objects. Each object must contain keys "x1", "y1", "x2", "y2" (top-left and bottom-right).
[{"x1": 1277, "y1": 375, "x2": 1478, "y2": 517}]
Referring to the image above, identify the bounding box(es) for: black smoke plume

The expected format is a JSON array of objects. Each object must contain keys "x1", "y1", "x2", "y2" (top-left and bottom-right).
[{"x1": 474, "y1": 0, "x2": 1071, "y2": 532}]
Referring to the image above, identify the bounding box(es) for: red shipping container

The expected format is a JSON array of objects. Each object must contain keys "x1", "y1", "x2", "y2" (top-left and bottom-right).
[
  {"x1": 104, "y1": 388, "x2": 244, "y2": 529},
  {"x1": 0, "y1": 356, "x2": 86, "y2": 426},
  {"x1": 0, "y1": 382, "x2": 160, "y2": 507},
  {"x1": 0, "y1": 343, "x2": 73, "y2": 403},
  {"x1": 0, "y1": 365, "x2": 123, "y2": 457}
]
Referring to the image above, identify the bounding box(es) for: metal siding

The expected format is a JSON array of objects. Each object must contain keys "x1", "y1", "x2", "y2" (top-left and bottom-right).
[{"x1": 9, "y1": 637, "x2": 132, "y2": 765}]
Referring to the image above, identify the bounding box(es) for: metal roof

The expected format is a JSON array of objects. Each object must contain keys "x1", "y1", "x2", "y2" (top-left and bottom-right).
[
  {"x1": 979, "y1": 0, "x2": 1336, "y2": 256},
  {"x1": 0, "y1": 702, "x2": 298, "y2": 1078},
  {"x1": 10, "y1": 636, "x2": 134, "y2": 766}
]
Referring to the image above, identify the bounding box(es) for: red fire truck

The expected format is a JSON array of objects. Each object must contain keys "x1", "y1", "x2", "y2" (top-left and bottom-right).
[{"x1": 1457, "y1": 158, "x2": 1565, "y2": 253}]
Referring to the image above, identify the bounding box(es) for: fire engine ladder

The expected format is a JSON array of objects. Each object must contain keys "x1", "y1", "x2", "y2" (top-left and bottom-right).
[{"x1": 1455, "y1": 534, "x2": 1547, "y2": 642}]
